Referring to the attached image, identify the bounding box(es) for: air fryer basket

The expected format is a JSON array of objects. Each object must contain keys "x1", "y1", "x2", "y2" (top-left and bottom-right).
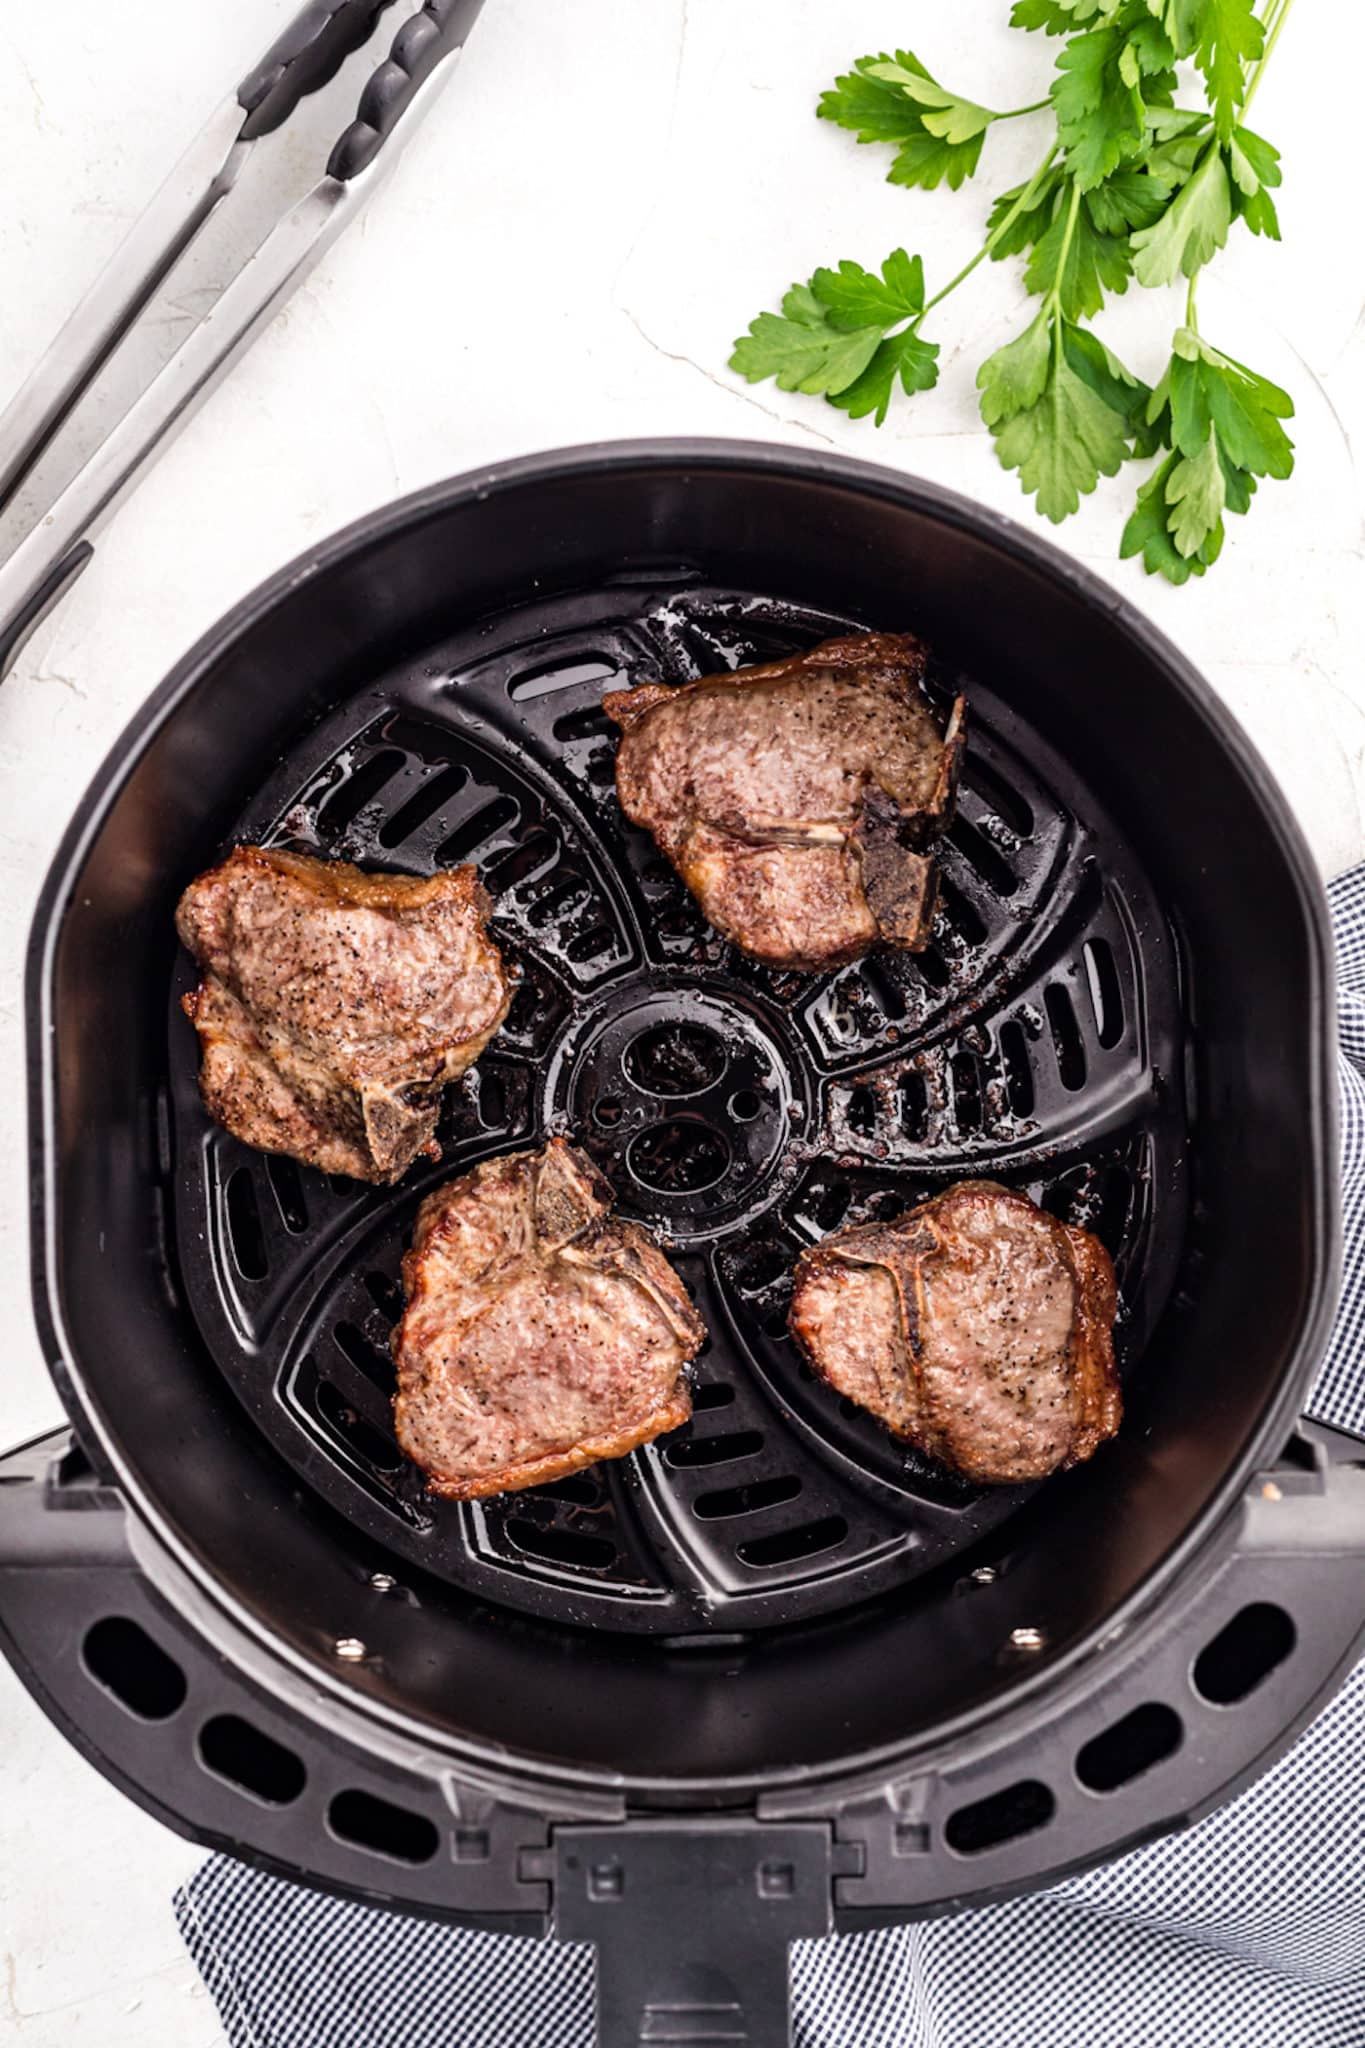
[{"x1": 4, "y1": 443, "x2": 1360, "y2": 2047}]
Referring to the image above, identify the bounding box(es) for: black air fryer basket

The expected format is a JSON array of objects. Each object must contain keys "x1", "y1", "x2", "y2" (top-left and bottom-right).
[{"x1": 5, "y1": 442, "x2": 1362, "y2": 2047}]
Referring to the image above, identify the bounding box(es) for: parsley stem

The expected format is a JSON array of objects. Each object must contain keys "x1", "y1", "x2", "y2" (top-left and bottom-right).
[
  {"x1": 1045, "y1": 180, "x2": 1083, "y2": 319},
  {"x1": 1185, "y1": 275, "x2": 1200, "y2": 331},
  {"x1": 919, "y1": 145, "x2": 1059, "y2": 318},
  {"x1": 994, "y1": 99, "x2": 1052, "y2": 121},
  {"x1": 1244, "y1": 0, "x2": 1296, "y2": 115}
]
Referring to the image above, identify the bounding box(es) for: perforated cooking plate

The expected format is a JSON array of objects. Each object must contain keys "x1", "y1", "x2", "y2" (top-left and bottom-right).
[{"x1": 170, "y1": 580, "x2": 1188, "y2": 1633}]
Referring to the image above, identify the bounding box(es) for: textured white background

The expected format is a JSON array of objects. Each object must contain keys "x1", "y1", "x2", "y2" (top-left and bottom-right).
[{"x1": 0, "y1": 1, "x2": 1360, "y2": 2038}]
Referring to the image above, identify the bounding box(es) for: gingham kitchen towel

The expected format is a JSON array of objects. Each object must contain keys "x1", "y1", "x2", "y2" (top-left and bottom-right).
[{"x1": 174, "y1": 865, "x2": 1365, "y2": 2048}]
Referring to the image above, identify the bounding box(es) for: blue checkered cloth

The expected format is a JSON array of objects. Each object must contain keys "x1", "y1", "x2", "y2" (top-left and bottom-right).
[{"x1": 175, "y1": 867, "x2": 1365, "y2": 2048}]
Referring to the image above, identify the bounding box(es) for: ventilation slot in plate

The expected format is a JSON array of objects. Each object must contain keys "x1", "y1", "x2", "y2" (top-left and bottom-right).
[
  {"x1": 1045, "y1": 984, "x2": 1087, "y2": 1091},
  {"x1": 314, "y1": 1376, "x2": 404, "y2": 1476},
  {"x1": 315, "y1": 750, "x2": 405, "y2": 838},
  {"x1": 665, "y1": 1430, "x2": 765, "y2": 1469},
  {"x1": 948, "y1": 814, "x2": 1019, "y2": 897},
  {"x1": 1083, "y1": 936, "x2": 1125, "y2": 1049},
  {"x1": 505, "y1": 1518, "x2": 620, "y2": 1571},
  {"x1": 333, "y1": 1322, "x2": 396, "y2": 1396},
  {"x1": 378, "y1": 763, "x2": 468, "y2": 849},
  {"x1": 738, "y1": 1515, "x2": 848, "y2": 1568},
  {"x1": 508, "y1": 656, "x2": 622, "y2": 703},
  {"x1": 694, "y1": 1475, "x2": 803, "y2": 1520},
  {"x1": 436, "y1": 794, "x2": 521, "y2": 868},
  {"x1": 225, "y1": 1167, "x2": 267, "y2": 1282},
  {"x1": 997, "y1": 1021, "x2": 1034, "y2": 1118},
  {"x1": 265, "y1": 1155, "x2": 308, "y2": 1234},
  {"x1": 554, "y1": 703, "x2": 618, "y2": 745}
]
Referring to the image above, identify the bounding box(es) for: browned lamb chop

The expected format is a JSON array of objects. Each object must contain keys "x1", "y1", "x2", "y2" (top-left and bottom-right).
[
  {"x1": 392, "y1": 1139, "x2": 704, "y2": 1498},
  {"x1": 789, "y1": 1180, "x2": 1120, "y2": 1484},
  {"x1": 605, "y1": 631, "x2": 965, "y2": 971},
  {"x1": 176, "y1": 847, "x2": 511, "y2": 1183}
]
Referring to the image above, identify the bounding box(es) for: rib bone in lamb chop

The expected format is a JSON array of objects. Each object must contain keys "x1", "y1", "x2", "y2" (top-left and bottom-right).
[
  {"x1": 789, "y1": 1180, "x2": 1120, "y2": 1484},
  {"x1": 606, "y1": 631, "x2": 966, "y2": 971},
  {"x1": 176, "y1": 847, "x2": 511, "y2": 1183},
  {"x1": 392, "y1": 1139, "x2": 704, "y2": 1498}
]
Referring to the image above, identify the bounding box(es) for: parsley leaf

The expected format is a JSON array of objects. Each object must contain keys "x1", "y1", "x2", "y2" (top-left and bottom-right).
[
  {"x1": 829, "y1": 330, "x2": 942, "y2": 424},
  {"x1": 990, "y1": 166, "x2": 1172, "y2": 316},
  {"x1": 865, "y1": 62, "x2": 996, "y2": 146},
  {"x1": 1121, "y1": 18, "x2": 1177, "y2": 78},
  {"x1": 977, "y1": 310, "x2": 1055, "y2": 425},
  {"x1": 1129, "y1": 144, "x2": 1232, "y2": 283},
  {"x1": 996, "y1": 360, "x2": 1133, "y2": 520},
  {"x1": 1012, "y1": 0, "x2": 1121, "y2": 29},
  {"x1": 1027, "y1": 184, "x2": 1133, "y2": 317},
  {"x1": 1011, "y1": 0, "x2": 1083, "y2": 27},
  {"x1": 1064, "y1": 322, "x2": 1158, "y2": 452},
  {"x1": 1121, "y1": 454, "x2": 1208, "y2": 582},
  {"x1": 811, "y1": 251, "x2": 925, "y2": 330},
  {"x1": 1121, "y1": 432, "x2": 1259, "y2": 581},
  {"x1": 1191, "y1": 0, "x2": 1264, "y2": 141},
  {"x1": 885, "y1": 129, "x2": 988, "y2": 191},
  {"x1": 981, "y1": 313, "x2": 1134, "y2": 520},
  {"x1": 818, "y1": 51, "x2": 987, "y2": 190},
  {"x1": 1085, "y1": 163, "x2": 1174, "y2": 232},
  {"x1": 1127, "y1": 327, "x2": 1290, "y2": 582},
  {"x1": 1228, "y1": 124, "x2": 1282, "y2": 239},
  {"x1": 730, "y1": 251, "x2": 938, "y2": 422},
  {"x1": 1143, "y1": 105, "x2": 1213, "y2": 184},
  {"x1": 729, "y1": 285, "x2": 884, "y2": 398},
  {"x1": 816, "y1": 52, "x2": 929, "y2": 144},
  {"x1": 1229, "y1": 124, "x2": 1280, "y2": 192},
  {"x1": 1166, "y1": 328, "x2": 1294, "y2": 477},
  {"x1": 1145, "y1": 0, "x2": 1208, "y2": 61},
  {"x1": 1166, "y1": 427, "x2": 1227, "y2": 555},
  {"x1": 1052, "y1": 26, "x2": 1148, "y2": 189}
]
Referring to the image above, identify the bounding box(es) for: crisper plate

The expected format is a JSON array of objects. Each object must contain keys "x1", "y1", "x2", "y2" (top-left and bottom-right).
[{"x1": 169, "y1": 578, "x2": 1188, "y2": 1632}]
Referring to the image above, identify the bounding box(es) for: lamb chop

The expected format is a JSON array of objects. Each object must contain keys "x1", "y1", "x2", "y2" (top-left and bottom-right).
[
  {"x1": 606, "y1": 631, "x2": 966, "y2": 972},
  {"x1": 392, "y1": 1139, "x2": 703, "y2": 1498},
  {"x1": 789, "y1": 1180, "x2": 1120, "y2": 1484},
  {"x1": 176, "y1": 847, "x2": 511, "y2": 1184}
]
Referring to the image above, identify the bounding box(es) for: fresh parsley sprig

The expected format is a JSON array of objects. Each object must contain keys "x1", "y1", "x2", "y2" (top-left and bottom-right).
[{"x1": 729, "y1": 0, "x2": 1296, "y2": 584}]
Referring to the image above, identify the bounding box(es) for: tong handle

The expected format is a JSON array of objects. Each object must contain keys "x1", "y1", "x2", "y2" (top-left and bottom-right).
[
  {"x1": 238, "y1": 0, "x2": 398, "y2": 141},
  {"x1": 0, "y1": 0, "x2": 487, "y2": 680},
  {"x1": 328, "y1": 0, "x2": 487, "y2": 180}
]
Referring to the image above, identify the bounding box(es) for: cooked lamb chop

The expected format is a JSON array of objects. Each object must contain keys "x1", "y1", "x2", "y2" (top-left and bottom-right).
[
  {"x1": 392, "y1": 1139, "x2": 703, "y2": 1498},
  {"x1": 605, "y1": 632, "x2": 966, "y2": 972},
  {"x1": 789, "y1": 1180, "x2": 1119, "y2": 1484},
  {"x1": 177, "y1": 847, "x2": 511, "y2": 1183}
]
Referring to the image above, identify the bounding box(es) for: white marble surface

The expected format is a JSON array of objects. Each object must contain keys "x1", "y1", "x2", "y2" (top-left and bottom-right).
[{"x1": 0, "y1": 0, "x2": 1361, "y2": 2038}]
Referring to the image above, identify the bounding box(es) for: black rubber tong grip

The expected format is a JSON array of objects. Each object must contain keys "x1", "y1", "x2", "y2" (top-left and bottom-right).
[
  {"x1": 237, "y1": 0, "x2": 397, "y2": 141},
  {"x1": 326, "y1": 0, "x2": 488, "y2": 180}
]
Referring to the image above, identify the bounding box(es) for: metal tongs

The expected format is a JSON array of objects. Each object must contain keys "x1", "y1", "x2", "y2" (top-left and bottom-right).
[{"x1": 0, "y1": 0, "x2": 487, "y2": 679}]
